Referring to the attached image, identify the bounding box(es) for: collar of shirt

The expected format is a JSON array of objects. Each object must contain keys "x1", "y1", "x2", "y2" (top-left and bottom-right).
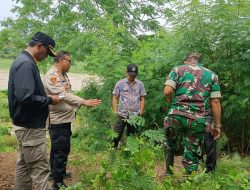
[
  {"x1": 52, "y1": 66, "x2": 60, "y2": 74},
  {"x1": 125, "y1": 78, "x2": 138, "y2": 85},
  {"x1": 24, "y1": 49, "x2": 37, "y2": 63},
  {"x1": 52, "y1": 66, "x2": 70, "y2": 83}
]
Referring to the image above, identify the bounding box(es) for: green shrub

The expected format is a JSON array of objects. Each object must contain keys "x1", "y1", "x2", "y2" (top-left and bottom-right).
[
  {"x1": 0, "y1": 126, "x2": 10, "y2": 136},
  {"x1": 0, "y1": 90, "x2": 9, "y2": 122},
  {"x1": 0, "y1": 135, "x2": 17, "y2": 152}
]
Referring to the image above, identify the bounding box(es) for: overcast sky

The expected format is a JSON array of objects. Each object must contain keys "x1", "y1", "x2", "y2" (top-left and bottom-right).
[{"x1": 0, "y1": 0, "x2": 16, "y2": 21}]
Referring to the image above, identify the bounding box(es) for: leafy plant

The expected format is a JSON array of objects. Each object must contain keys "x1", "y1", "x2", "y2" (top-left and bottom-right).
[
  {"x1": 124, "y1": 115, "x2": 145, "y2": 131},
  {"x1": 0, "y1": 90, "x2": 10, "y2": 122}
]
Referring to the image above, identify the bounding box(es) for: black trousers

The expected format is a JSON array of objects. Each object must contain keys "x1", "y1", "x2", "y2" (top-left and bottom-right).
[
  {"x1": 204, "y1": 132, "x2": 217, "y2": 172},
  {"x1": 49, "y1": 123, "x2": 72, "y2": 183},
  {"x1": 113, "y1": 116, "x2": 137, "y2": 148}
]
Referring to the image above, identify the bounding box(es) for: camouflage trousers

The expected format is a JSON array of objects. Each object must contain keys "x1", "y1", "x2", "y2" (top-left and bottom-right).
[{"x1": 164, "y1": 115, "x2": 206, "y2": 173}]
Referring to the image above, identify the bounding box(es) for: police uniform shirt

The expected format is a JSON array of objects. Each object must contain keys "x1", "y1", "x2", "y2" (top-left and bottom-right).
[{"x1": 43, "y1": 66, "x2": 82, "y2": 124}]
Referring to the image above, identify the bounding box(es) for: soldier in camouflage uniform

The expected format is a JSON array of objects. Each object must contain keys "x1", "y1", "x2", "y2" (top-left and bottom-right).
[{"x1": 163, "y1": 53, "x2": 222, "y2": 175}]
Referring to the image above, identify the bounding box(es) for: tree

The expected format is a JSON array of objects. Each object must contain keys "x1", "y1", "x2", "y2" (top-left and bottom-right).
[{"x1": 1, "y1": 0, "x2": 249, "y2": 153}]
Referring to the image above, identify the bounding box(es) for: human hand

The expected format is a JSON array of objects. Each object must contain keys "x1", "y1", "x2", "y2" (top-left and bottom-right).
[
  {"x1": 64, "y1": 82, "x2": 70, "y2": 91},
  {"x1": 213, "y1": 127, "x2": 221, "y2": 140},
  {"x1": 48, "y1": 95, "x2": 60, "y2": 105},
  {"x1": 82, "y1": 99, "x2": 102, "y2": 107}
]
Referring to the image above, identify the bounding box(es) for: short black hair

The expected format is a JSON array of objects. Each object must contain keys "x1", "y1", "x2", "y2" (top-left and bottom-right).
[{"x1": 54, "y1": 50, "x2": 70, "y2": 63}]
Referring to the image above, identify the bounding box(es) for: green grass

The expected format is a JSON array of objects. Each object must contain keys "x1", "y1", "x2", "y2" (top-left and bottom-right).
[
  {"x1": 0, "y1": 90, "x2": 15, "y2": 152},
  {"x1": 0, "y1": 58, "x2": 12, "y2": 70},
  {"x1": 70, "y1": 133, "x2": 250, "y2": 189},
  {"x1": 68, "y1": 135, "x2": 250, "y2": 190},
  {"x1": 0, "y1": 58, "x2": 86, "y2": 74},
  {"x1": 0, "y1": 122, "x2": 17, "y2": 153},
  {"x1": 0, "y1": 135, "x2": 17, "y2": 152},
  {"x1": 67, "y1": 119, "x2": 250, "y2": 190},
  {"x1": 0, "y1": 89, "x2": 249, "y2": 189},
  {"x1": 0, "y1": 90, "x2": 10, "y2": 122}
]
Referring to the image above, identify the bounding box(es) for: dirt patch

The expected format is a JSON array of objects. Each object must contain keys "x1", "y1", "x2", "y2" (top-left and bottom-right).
[
  {"x1": 155, "y1": 156, "x2": 183, "y2": 181},
  {"x1": 0, "y1": 152, "x2": 81, "y2": 190},
  {"x1": 0, "y1": 150, "x2": 184, "y2": 189},
  {"x1": 0, "y1": 152, "x2": 16, "y2": 190}
]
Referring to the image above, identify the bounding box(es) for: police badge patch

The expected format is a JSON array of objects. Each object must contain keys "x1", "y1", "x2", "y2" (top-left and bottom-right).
[{"x1": 50, "y1": 76, "x2": 57, "y2": 84}]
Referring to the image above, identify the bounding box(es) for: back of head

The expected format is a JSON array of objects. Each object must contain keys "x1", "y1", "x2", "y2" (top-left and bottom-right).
[
  {"x1": 184, "y1": 52, "x2": 201, "y2": 61},
  {"x1": 184, "y1": 52, "x2": 202, "y2": 65}
]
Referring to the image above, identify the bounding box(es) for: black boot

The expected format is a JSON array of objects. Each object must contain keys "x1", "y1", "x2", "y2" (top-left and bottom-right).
[
  {"x1": 49, "y1": 172, "x2": 72, "y2": 180},
  {"x1": 164, "y1": 139, "x2": 174, "y2": 176},
  {"x1": 52, "y1": 181, "x2": 67, "y2": 190}
]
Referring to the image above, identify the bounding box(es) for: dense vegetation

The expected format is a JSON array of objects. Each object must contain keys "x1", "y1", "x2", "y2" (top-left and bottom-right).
[
  {"x1": 0, "y1": 0, "x2": 249, "y2": 189},
  {"x1": 0, "y1": 90, "x2": 249, "y2": 189},
  {"x1": 2, "y1": 0, "x2": 248, "y2": 153}
]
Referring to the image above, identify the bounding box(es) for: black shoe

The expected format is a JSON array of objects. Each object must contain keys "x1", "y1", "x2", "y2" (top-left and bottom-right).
[
  {"x1": 64, "y1": 172, "x2": 72, "y2": 179},
  {"x1": 52, "y1": 182, "x2": 67, "y2": 190},
  {"x1": 49, "y1": 172, "x2": 72, "y2": 180}
]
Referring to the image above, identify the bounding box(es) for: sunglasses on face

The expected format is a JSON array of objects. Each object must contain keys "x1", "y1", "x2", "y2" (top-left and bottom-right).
[{"x1": 62, "y1": 58, "x2": 72, "y2": 64}]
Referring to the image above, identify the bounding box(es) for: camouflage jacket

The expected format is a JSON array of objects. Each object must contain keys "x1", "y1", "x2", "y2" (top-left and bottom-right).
[{"x1": 164, "y1": 63, "x2": 221, "y2": 123}]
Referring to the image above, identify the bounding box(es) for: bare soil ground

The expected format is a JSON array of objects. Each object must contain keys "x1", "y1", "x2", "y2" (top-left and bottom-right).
[
  {"x1": 0, "y1": 152, "x2": 81, "y2": 190},
  {"x1": 0, "y1": 151, "x2": 183, "y2": 190}
]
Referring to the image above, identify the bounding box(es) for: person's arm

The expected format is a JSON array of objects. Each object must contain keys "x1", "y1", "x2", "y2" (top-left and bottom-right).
[
  {"x1": 164, "y1": 85, "x2": 174, "y2": 104},
  {"x1": 211, "y1": 98, "x2": 222, "y2": 140},
  {"x1": 14, "y1": 62, "x2": 59, "y2": 108},
  {"x1": 81, "y1": 99, "x2": 102, "y2": 107},
  {"x1": 139, "y1": 82, "x2": 147, "y2": 115},
  {"x1": 164, "y1": 67, "x2": 178, "y2": 105},
  {"x1": 44, "y1": 75, "x2": 101, "y2": 108},
  {"x1": 112, "y1": 81, "x2": 121, "y2": 114},
  {"x1": 210, "y1": 73, "x2": 222, "y2": 140},
  {"x1": 57, "y1": 92, "x2": 102, "y2": 107},
  {"x1": 44, "y1": 73, "x2": 79, "y2": 108},
  {"x1": 112, "y1": 95, "x2": 119, "y2": 114},
  {"x1": 139, "y1": 96, "x2": 145, "y2": 115},
  {"x1": 211, "y1": 98, "x2": 221, "y2": 125}
]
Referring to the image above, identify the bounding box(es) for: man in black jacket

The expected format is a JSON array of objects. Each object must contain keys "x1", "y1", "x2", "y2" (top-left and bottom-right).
[{"x1": 8, "y1": 32, "x2": 60, "y2": 190}]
